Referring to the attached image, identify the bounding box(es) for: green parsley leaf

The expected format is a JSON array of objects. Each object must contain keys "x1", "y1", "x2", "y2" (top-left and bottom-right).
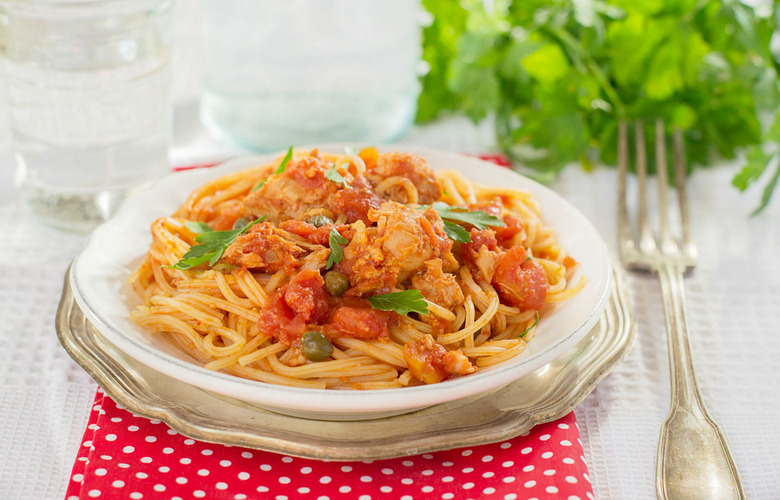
[
  {"x1": 326, "y1": 227, "x2": 348, "y2": 269},
  {"x1": 185, "y1": 221, "x2": 214, "y2": 234},
  {"x1": 519, "y1": 311, "x2": 540, "y2": 338},
  {"x1": 326, "y1": 165, "x2": 351, "y2": 188},
  {"x1": 252, "y1": 146, "x2": 294, "y2": 192},
  {"x1": 368, "y1": 290, "x2": 429, "y2": 316},
  {"x1": 168, "y1": 217, "x2": 266, "y2": 270},
  {"x1": 427, "y1": 202, "x2": 505, "y2": 242}
]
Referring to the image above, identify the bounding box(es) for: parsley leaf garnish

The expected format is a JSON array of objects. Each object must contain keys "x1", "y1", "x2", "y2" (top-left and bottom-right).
[
  {"x1": 168, "y1": 217, "x2": 266, "y2": 270},
  {"x1": 326, "y1": 226, "x2": 348, "y2": 269},
  {"x1": 428, "y1": 202, "x2": 505, "y2": 243},
  {"x1": 326, "y1": 165, "x2": 351, "y2": 188},
  {"x1": 368, "y1": 290, "x2": 429, "y2": 316},
  {"x1": 519, "y1": 311, "x2": 540, "y2": 338},
  {"x1": 252, "y1": 146, "x2": 294, "y2": 192}
]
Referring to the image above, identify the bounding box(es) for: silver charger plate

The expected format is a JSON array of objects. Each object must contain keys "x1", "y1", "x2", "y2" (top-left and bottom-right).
[{"x1": 56, "y1": 266, "x2": 634, "y2": 461}]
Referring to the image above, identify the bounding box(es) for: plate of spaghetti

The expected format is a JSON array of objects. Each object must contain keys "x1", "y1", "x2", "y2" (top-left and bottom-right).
[{"x1": 70, "y1": 146, "x2": 611, "y2": 420}]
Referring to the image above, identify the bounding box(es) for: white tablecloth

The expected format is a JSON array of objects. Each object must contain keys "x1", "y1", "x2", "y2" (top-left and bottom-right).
[{"x1": 2, "y1": 2, "x2": 779, "y2": 498}]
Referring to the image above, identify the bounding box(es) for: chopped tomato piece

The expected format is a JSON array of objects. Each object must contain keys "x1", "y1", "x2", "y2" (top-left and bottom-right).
[
  {"x1": 327, "y1": 300, "x2": 392, "y2": 340},
  {"x1": 284, "y1": 269, "x2": 329, "y2": 324},
  {"x1": 492, "y1": 246, "x2": 548, "y2": 310},
  {"x1": 257, "y1": 288, "x2": 306, "y2": 345},
  {"x1": 403, "y1": 335, "x2": 475, "y2": 385}
]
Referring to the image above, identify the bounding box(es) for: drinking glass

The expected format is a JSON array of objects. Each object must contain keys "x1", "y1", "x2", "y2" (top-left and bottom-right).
[
  {"x1": 0, "y1": 0, "x2": 173, "y2": 232},
  {"x1": 199, "y1": 0, "x2": 422, "y2": 151}
]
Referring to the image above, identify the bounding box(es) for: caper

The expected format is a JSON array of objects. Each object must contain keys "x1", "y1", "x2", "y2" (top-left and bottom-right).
[
  {"x1": 232, "y1": 217, "x2": 251, "y2": 230},
  {"x1": 324, "y1": 270, "x2": 349, "y2": 296},
  {"x1": 307, "y1": 214, "x2": 333, "y2": 228},
  {"x1": 301, "y1": 331, "x2": 333, "y2": 362}
]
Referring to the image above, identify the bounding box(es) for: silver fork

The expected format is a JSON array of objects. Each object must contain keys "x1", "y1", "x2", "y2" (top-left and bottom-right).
[{"x1": 618, "y1": 120, "x2": 745, "y2": 500}]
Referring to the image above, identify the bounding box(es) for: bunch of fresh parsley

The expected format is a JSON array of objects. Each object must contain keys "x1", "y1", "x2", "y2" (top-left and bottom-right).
[{"x1": 418, "y1": 0, "x2": 780, "y2": 214}]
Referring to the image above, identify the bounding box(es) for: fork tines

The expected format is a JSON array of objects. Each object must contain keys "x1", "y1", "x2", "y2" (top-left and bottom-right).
[{"x1": 617, "y1": 119, "x2": 697, "y2": 271}]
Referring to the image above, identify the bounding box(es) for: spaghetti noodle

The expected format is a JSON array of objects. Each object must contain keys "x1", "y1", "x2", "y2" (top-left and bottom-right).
[{"x1": 129, "y1": 148, "x2": 584, "y2": 389}]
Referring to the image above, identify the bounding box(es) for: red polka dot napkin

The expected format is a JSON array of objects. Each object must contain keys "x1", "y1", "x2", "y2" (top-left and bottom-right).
[{"x1": 65, "y1": 388, "x2": 593, "y2": 500}]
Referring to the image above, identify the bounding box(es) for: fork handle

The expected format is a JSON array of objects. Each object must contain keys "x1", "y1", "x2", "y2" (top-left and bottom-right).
[{"x1": 656, "y1": 263, "x2": 745, "y2": 500}]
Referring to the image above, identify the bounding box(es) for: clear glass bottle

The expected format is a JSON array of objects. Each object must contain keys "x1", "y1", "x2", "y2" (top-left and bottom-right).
[{"x1": 199, "y1": 0, "x2": 421, "y2": 151}]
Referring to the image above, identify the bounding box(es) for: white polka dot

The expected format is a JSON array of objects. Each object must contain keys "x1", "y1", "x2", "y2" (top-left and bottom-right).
[
  {"x1": 167, "y1": 429, "x2": 177, "y2": 435},
  {"x1": 93, "y1": 468, "x2": 106, "y2": 477},
  {"x1": 482, "y1": 455, "x2": 494, "y2": 462},
  {"x1": 561, "y1": 440, "x2": 572, "y2": 446},
  {"x1": 442, "y1": 461, "x2": 453, "y2": 467},
  {"x1": 380, "y1": 486, "x2": 392, "y2": 493},
  {"x1": 402, "y1": 460, "x2": 414, "y2": 466},
  {"x1": 462, "y1": 482, "x2": 475, "y2": 490},
  {"x1": 104, "y1": 434, "x2": 117, "y2": 442},
  {"x1": 183, "y1": 439, "x2": 194, "y2": 445},
  {"x1": 201, "y1": 449, "x2": 213, "y2": 456},
  {"x1": 238, "y1": 472, "x2": 250, "y2": 480},
  {"x1": 566, "y1": 476, "x2": 578, "y2": 483},
  {"x1": 298, "y1": 487, "x2": 311, "y2": 494},
  {"x1": 502, "y1": 460, "x2": 514, "y2": 468},
  {"x1": 180, "y1": 458, "x2": 191, "y2": 465},
  {"x1": 546, "y1": 486, "x2": 559, "y2": 493},
  {"x1": 260, "y1": 464, "x2": 272, "y2": 471},
  {"x1": 544, "y1": 469, "x2": 556, "y2": 476},
  {"x1": 88, "y1": 489, "x2": 101, "y2": 498},
  {"x1": 524, "y1": 480, "x2": 536, "y2": 488},
  {"x1": 539, "y1": 434, "x2": 551, "y2": 441},
  {"x1": 442, "y1": 476, "x2": 454, "y2": 483},
  {"x1": 220, "y1": 460, "x2": 232, "y2": 467},
  {"x1": 193, "y1": 491, "x2": 206, "y2": 498},
  {"x1": 442, "y1": 494, "x2": 454, "y2": 500},
  {"x1": 129, "y1": 493, "x2": 142, "y2": 500},
  {"x1": 300, "y1": 466, "x2": 312, "y2": 474},
  {"x1": 401, "y1": 478, "x2": 413, "y2": 485},
  {"x1": 279, "y1": 477, "x2": 291, "y2": 484},
  {"x1": 145, "y1": 436, "x2": 156, "y2": 443},
  {"x1": 461, "y1": 449, "x2": 473, "y2": 456},
  {"x1": 584, "y1": 473, "x2": 591, "y2": 482},
  {"x1": 563, "y1": 457, "x2": 575, "y2": 464},
  {"x1": 558, "y1": 423, "x2": 570, "y2": 429},
  {"x1": 339, "y1": 486, "x2": 351, "y2": 493},
  {"x1": 421, "y1": 486, "x2": 434, "y2": 493},
  {"x1": 135, "y1": 472, "x2": 148, "y2": 479},
  {"x1": 282, "y1": 456, "x2": 293, "y2": 463},
  {"x1": 197, "y1": 469, "x2": 209, "y2": 476},
  {"x1": 483, "y1": 488, "x2": 496, "y2": 495},
  {"x1": 257, "y1": 486, "x2": 269, "y2": 493},
  {"x1": 100, "y1": 455, "x2": 112, "y2": 461},
  {"x1": 162, "y1": 447, "x2": 174, "y2": 454},
  {"x1": 111, "y1": 417, "x2": 122, "y2": 423},
  {"x1": 341, "y1": 465, "x2": 352, "y2": 472},
  {"x1": 175, "y1": 477, "x2": 187, "y2": 484},
  {"x1": 140, "y1": 457, "x2": 152, "y2": 464},
  {"x1": 93, "y1": 404, "x2": 102, "y2": 411},
  {"x1": 361, "y1": 475, "x2": 373, "y2": 482},
  {"x1": 122, "y1": 446, "x2": 134, "y2": 453},
  {"x1": 500, "y1": 442, "x2": 512, "y2": 449},
  {"x1": 158, "y1": 466, "x2": 170, "y2": 473},
  {"x1": 112, "y1": 481, "x2": 124, "y2": 488},
  {"x1": 319, "y1": 476, "x2": 331, "y2": 484},
  {"x1": 421, "y1": 469, "x2": 433, "y2": 476},
  {"x1": 505, "y1": 495, "x2": 518, "y2": 500},
  {"x1": 542, "y1": 451, "x2": 553, "y2": 459},
  {"x1": 381, "y1": 468, "x2": 393, "y2": 475},
  {"x1": 422, "y1": 454, "x2": 433, "y2": 459},
  {"x1": 482, "y1": 471, "x2": 495, "y2": 478},
  {"x1": 568, "y1": 496, "x2": 581, "y2": 500},
  {"x1": 587, "y1": 494, "x2": 595, "y2": 500},
  {"x1": 523, "y1": 465, "x2": 534, "y2": 472},
  {"x1": 216, "y1": 482, "x2": 228, "y2": 490},
  {"x1": 359, "y1": 496, "x2": 370, "y2": 500},
  {"x1": 400, "y1": 497, "x2": 413, "y2": 500},
  {"x1": 153, "y1": 485, "x2": 166, "y2": 492},
  {"x1": 242, "y1": 451, "x2": 253, "y2": 459},
  {"x1": 521, "y1": 447, "x2": 532, "y2": 454},
  {"x1": 462, "y1": 467, "x2": 474, "y2": 473},
  {"x1": 235, "y1": 495, "x2": 248, "y2": 500},
  {"x1": 82, "y1": 441, "x2": 92, "y2": 448},
  {"x1": 127, "y1": 426, "x2": 139, "y2": 432},
  {"x1": 118, "y1": 463, "x2": 130, "y2": 469},
  {"x1": 503, "y1": 476, "x2": 516, "y2": 483}
]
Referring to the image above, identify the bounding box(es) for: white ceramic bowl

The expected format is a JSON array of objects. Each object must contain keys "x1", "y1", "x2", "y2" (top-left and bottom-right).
[{"x1": 70, "y1": 145, "x2": 612, "y2": 420}]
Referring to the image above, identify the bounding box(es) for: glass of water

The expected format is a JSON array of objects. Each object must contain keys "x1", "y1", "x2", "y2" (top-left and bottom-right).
[
  {"x1": 199, "y1": 0, "x2": 422, "y2": 152},
  {"x1": 0, "y1": 0, "x2": 173, "y2": 233}
]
